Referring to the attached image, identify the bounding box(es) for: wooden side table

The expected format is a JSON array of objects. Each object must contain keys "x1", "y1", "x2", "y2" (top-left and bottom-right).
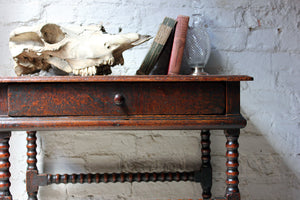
[{"x1": 0, "y1": 75, "x2": 253, "y2": 200}]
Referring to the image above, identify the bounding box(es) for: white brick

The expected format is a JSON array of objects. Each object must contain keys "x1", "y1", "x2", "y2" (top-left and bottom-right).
[
  {"x1": 84, "y1": 155, "x2": 121, "y2": 173},
  {"x1": 270, "y1": 113, "x2": 300, "y2": 153},
  {"x1": 243, "y1": 0, "x2": 298, "y2": 29},
  {"x1": 271, "y1": 52, "x2": 300, "y2": 90},
  {"x1": 206, "y1": 50, "x2": 229, "y2": 74},
  {"x1": 112, "y1": 48, "x2": 151, "y2": 75},
  {"x1": 41, "y1": 131, "x2": 136, "y2": 158},
  {"x1": 76, "y1": 5, "x2": 141, "y2": 32},
  {"x1": 137, "y1": 7, "x2": 193, "y2": 34},
  {"x1": 226, "y1": 51, "x2": 274, "y2": 90},
  {"x1": 132, "y1": 182, "x2": 202, "y2": 199},
  {"x1": 209, "y1": 28, "x2": 248, "y2": 51},
  {"x1": 43, "y1": 157, "x2": 86, "y2": 174},
  {"x1": 43, "y1": 4, "x2": 78, "y2": 23},
  {"x1": 192, "y1": 0, "x2": 250, "y2": 9},
  {"x1": 0, "y1": 2, "x2": 41, "y2": 23},
  {"x1": 66, "y1": 183, "x2": 132, "y2": 199},
  {"x1": 124, "y1": 0, "x2": 191, "y2": 8},
  {"x1": 279, "y1": 29, "x2": 300, "y2": 52},
  {"x1": 199, "y1": 8, "x2": 239, "y2": 28},
  {"x1": 9, "y1": 131, "x2": 27, "y2": 200},
  {"x1": 38, "y1": 185, "x2": 67, "y2": 200},
  {"x1": 246, "y1": 29, "x2": 279, "y2": 51},
  {"x1": 242, "y1": 9, "x2": 260, "y2": 28},
  {"x1": 133, "y1": 135, "x2": 200, "y2": 172}
]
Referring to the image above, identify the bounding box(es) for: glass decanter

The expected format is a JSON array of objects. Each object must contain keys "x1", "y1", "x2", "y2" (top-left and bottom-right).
[{"x1": 184, "y1": 14, "x2": 211, "y2": 75}]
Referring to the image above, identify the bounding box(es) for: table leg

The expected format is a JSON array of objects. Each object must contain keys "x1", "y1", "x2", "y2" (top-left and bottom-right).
[
  {"x1": 0, "y1": 131, "x2": 12, "y2": 200},
  {"x1": 26, "y1": 131, "x2": 38, "y2": 200},
  {"x1": 224, "y1": 129, "x2": 240, "y2": 200},
  {"x1": 200, "y1": 130, "x2": 212, "y2": 199}
]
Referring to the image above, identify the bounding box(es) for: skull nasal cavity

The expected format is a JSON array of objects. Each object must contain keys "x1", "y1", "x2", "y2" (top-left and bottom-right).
[{"x1": 41, "y1": 24, "x2": 65, "y2": 44}]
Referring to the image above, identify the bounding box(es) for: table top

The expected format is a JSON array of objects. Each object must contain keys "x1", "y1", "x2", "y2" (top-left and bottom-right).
[{"x1": 0, "y1": 75, "x2": 253, "y2": 83}]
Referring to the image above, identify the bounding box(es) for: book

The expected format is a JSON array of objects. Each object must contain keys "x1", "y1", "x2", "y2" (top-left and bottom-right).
[
  {"x1": 149, "y1": 26, "x2": 175, "y2": 75},
  {"x1": 136, "y1": 17, "x2": 177, "y2": 75},
  {"x1": 167, "y1": 15, "x2": 190, "y2": 75}
]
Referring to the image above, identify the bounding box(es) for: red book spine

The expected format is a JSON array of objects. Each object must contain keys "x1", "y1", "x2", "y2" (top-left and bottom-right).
[{"x1": 167, "y1": 15, "x2": 189, "y2": 75}]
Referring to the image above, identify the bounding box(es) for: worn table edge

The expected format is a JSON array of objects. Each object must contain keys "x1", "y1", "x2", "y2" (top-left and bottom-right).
[
  {"x1": 0, "y1": 114, "x2": 247, "y2": 131},
  {"x1": 0, "y1": 75, "x2": 253, "y2": 83}
]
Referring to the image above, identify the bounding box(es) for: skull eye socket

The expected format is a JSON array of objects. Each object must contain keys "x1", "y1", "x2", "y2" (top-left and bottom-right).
[
  {"x1": 41, "y1": 24, "x2": 65, "y2": 44},
  {"x1": 104, "y1": 42, "x2": 111, "y2": 49}
]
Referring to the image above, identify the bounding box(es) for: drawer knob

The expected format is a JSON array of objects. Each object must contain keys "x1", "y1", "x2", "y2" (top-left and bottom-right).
[{"x1": 114, "y1": 94, "x2": 124, "y2": 106}]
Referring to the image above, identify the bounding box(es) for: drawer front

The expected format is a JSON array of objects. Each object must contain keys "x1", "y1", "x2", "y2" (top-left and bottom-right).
[{"x1": 8, "y1": 82, "x2": 225, "y2": 117}]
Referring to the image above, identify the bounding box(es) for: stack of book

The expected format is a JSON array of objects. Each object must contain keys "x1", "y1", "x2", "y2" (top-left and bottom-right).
[{"x1": 136, "y1": 16, "x2": 190, "y2": 75}]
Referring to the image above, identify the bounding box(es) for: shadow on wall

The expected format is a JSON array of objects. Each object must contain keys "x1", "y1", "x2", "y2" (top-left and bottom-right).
[
  {"x1": 38, "y1": 130, "x2": 204, "y2": 199},
  {"x1": 238, "y1": 110, "x2": 300, "y2": 199},
  {"x1": 36, "y1": 122, "x2": 300, "y2": 200}
]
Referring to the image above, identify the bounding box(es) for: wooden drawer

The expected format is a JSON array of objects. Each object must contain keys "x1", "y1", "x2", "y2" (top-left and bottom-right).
[{"x1": 8, "y1": 82, "x2": 225, "y2": 117}]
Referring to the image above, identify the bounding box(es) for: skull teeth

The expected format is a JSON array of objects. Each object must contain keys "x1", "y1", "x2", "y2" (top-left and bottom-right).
[
  {"x1": 73, "y1": 66, "x2": 97, "y2": 76},
  {"x1": 108, "y1": 57, "x2": 114, "y2": 65},
  {"x1": 88, "y1": 66, "x2": 97, "y2": 75}
]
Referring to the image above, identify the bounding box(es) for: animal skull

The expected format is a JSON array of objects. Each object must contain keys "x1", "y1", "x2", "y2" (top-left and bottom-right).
[{"x1": 9, "y1": 23, "x2": 151, "y2": 76}]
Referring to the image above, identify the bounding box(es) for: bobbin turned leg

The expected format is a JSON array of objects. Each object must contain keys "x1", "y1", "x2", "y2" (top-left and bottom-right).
[
  {"x1": 0, "y1": 131, "x2": 12, "y2": 200},
  {"x1": 199, "y1": 130, "x2": 212, "y2": 199},
  {"x1": 224, "y1": 129, "x2": 240, "y2": 200},
  {"x1": 26, "y1": 131, "x2": 38, "y2": 200}
]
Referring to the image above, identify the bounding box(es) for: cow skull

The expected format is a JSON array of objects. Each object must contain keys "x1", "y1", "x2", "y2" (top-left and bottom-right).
[{"x1": 9, "y1": 23, "x2": 151, "y2": 76}]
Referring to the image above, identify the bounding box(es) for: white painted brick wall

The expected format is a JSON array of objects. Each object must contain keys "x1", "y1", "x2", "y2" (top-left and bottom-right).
[{"x1": 0, "y1": 0, "x2": 299, "y2": 199}]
